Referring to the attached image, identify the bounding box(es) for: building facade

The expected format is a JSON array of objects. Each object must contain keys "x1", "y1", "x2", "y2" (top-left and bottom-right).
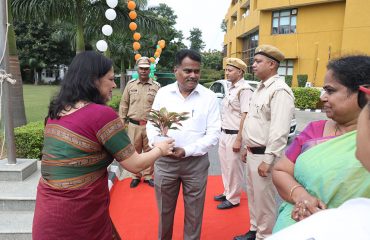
[{"x1": 223, "y1": 0, "x2": 370, "y2": 86}]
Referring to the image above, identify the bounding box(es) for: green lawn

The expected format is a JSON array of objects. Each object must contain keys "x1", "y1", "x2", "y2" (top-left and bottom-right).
[{"x1": 23, "y1": 84, "x2": 121, "y2": 123}]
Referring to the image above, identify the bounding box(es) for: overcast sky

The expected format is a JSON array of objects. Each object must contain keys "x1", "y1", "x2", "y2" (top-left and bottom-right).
[{"x1": 147, "y1": 0, "x2": 230, "y2": 51}]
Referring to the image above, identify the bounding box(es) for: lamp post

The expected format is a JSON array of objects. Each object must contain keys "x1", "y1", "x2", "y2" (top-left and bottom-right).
[{"x1": 0, "y1": 0, "x2": 17, "y2": 165}]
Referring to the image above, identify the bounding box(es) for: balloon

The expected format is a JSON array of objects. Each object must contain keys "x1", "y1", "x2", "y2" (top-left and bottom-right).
[
  {"x1": 149, "y1": 57, "x2": 155, "y2": 63},
  {"x1": 155, "y1": 57, "x2": 160, "y2": 64},
  {"x1": 105, "y1": 9, "x2": 117, "y2": 21},
  {"x1": 133, "y1": 32, "x2": 141, "y2": 41},
  {"x1": 149, "y1": 72, "x2": 155, "y2": 79},
  {"x1": 150, "y1": 63, "x2": 156, "y2": 70},
  {"x1": 106, "y1": 0, "x2": 118, "y2": 8},
  {"x1": 134, "y1": 53, "x2": 141, "y2": 61},
  {"x1": 159, "y1": 41, "x2": 166, "y2": 49},
  {"x1": 156, "y1": 48, "x2": 162, "y2": 54},
  {"x1": 133, "y1": 41, "x2": 141, "y2": 51},
  {"x1": 154, "y1": 51, "x2": 160, "y2": 58},
  {"x1": 96, "y1": 40, "x2": 108, "y2": 52},
  {"x1": 132, "y1": 72, "x2": 139, "y2": 79},
  {"x1": 129, "y1": 11, "x2": 137, "y2": 20},
  {"x1": 102, "y1": 25, "x2": 113, "y2": 36},
  {"x1": 129, "y1": 22, "x2": 137, "y2": 31},
  {"x1": 127, "y1": 1, "x2": 136, "y2": 10}
]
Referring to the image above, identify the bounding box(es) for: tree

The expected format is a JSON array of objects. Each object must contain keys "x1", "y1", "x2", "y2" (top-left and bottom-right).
[
  {"x1": 187, "y1": 28, "x2": 205, "y2": 52},
  {"x1": 11, "y1": 0, "x2": 163, "y2": 54},
  {"x1": 6, "y1": 2, "x2": 26, "y2": 127},
  {"x1": 220, "y1": 19, "x2": 227, "y2": 32},
  {"x1": 201, "y1": 50, "x2": 223, "y2": 70},
  {"x1": 146, "y1": 3, "x2": 186, "y2": 71},
  {"x1": 14, "y1": 20, "x2": 74, "y2": 84}
]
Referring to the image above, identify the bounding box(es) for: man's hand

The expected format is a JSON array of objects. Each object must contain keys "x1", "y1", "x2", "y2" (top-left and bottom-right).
[
  {"x1": 257, "y1": 161, "x2": 272, "y2": 177},
  {"x1": 241, "y1": 148, "x2": 248, "y2": 163},
  {"x1": 232, "y1": 138, "x2": 242, "y2": 152},
  {"x1": 170, "y1": 147, "x2": 186, "y2": 159}
]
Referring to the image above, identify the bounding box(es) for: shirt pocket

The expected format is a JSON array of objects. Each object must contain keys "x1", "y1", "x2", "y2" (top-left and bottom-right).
[
  {"x1": 129, "y1": 89, "x2": 138, "y2": 105},
  {"x1": 147, "y1": 90, "x2": 156, "y2": 104}
]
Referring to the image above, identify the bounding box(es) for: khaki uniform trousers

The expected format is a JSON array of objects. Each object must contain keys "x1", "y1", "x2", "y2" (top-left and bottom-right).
[
  {"x1": 245, "y1": 151, "x2": 278, "y2": 240},
  {"x1": 218, "y1": 132, "x2": 244, "y2": 204},
  {"x1": 128, "y1": 122, "x2": 153, "y2": 180},
  {"x1": 154, "y1": 154, "x2": 210, "y2": 240}
]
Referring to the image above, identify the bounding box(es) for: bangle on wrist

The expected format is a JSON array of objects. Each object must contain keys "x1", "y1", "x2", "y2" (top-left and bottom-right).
[{"x1": 289, "y1": 184, "x2": 303, "y2": 201}]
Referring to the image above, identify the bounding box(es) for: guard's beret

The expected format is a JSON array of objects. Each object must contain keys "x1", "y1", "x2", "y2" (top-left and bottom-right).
[
  {"x1": 226, "y1": 58, "x2": 248, "y2": 72},
  {"x1": 254, "y1": 45, "x2": 285, "y2": 63},
  {"x1": 136, "y1": 57, "x2": 151, "y2": 68}
]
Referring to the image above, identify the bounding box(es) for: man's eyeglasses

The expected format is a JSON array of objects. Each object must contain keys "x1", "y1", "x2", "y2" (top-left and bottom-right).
[{"x1": 358, "y1": 84, "x2": 370, "y2": 108}]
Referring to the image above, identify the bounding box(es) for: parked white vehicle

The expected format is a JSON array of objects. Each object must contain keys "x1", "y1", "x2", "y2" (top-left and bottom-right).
[{"x1": 209, "y1": 79, "x2": 297, "y2": 139}]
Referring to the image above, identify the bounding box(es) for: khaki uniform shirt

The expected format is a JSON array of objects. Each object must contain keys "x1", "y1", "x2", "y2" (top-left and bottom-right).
[
  {"x1": 243, "y1": 74, "x2": 295, "y2": 164},
  {"x1": 119, "y1": 78, "x2": 160, "y2": 121},
  {"x1": 221, "y1": 79, "x2": 253, "y2": 130}
]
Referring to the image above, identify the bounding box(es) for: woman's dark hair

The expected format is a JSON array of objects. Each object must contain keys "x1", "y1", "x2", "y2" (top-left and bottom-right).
[
  {"x1": 327, "y1": 55, "x2": 370, "y2": 108},
  {"x1": 175, "y1": 49, "x2": 201, "y2": 66},
  {"x1": 48, "y1": 51, "x2": 113, "y2": 119}
]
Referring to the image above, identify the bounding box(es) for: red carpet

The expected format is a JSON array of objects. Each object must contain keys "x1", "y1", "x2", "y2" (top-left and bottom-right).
[{"x1": 109, "y1": 176, "x2": 250, "y2": 240}]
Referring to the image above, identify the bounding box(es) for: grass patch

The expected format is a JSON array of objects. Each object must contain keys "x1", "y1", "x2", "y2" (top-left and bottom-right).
[{"x1": 23, "y1": 84, "x2": 122, "y2": 123}]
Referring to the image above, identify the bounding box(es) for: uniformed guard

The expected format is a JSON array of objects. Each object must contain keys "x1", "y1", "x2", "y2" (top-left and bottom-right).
[
  {"x1": 234, "y1": 45, "x2": 295, "y2": 240},
  {"x1": 214, "y1": 58, "x2": 253, "y2": 210},
  {"x1": 119, "y1": 56, "x2": 161, "y2": 188}
]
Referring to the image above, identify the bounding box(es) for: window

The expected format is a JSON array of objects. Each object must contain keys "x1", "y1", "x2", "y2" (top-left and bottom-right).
[
  {"x1": 241, "y1": 6, "x2": 250, "y2": 18},
  {"x1": 241, "y1": 31, "x2": 259, "y2": 73},
  {"x1": 278, "y1": 60, "x2": 294, "y2": 76},
  {"x1": 272, "y1": 9, "x2": 297, "y2": 35}
]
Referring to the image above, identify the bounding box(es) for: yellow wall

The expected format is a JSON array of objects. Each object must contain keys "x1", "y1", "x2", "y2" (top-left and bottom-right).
[
  {"x1": 341, "y1": 0, "x2": 370, "y2": 55},
  {"x1": 223, "y1": 0, "x2": 370, "y2": 87},
  {"x1": 259, "y1": 1, "x2": 345, "y2": 86}
]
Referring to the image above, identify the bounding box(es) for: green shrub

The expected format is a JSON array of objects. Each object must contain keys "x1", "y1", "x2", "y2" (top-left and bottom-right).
[
  {"x1": 201, "y1": 69, "x2": 223, "y2": 80},
  {"x1": 107, "y1": 95, "x2": 122, "y2": 111},
  {"x1": 14, "y1": 121, "x2": 44, "y2": 159},
  {"x1": 285, "y1": 75, "x2": 293, "y2": 87},
  {"x1": 297, "y1": 74, "x2": 308, "y2": 87},
  {"x1": 244, "y1": 73, "x2": 253, "y2": 80},
  {"x1": 292, "y1": 87, "x2": 321, "y2": 109},
  {"x1": 199, "y1": 79, "x2": 215, "y2": 84}
]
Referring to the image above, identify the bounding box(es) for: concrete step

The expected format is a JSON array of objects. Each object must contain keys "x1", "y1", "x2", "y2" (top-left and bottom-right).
[
  {"x1": 0, "y1": 211, "x2": 33, "y2": 240},
  {"x1": 0, "y1": 159, "x2": 37, "y2": 181},
  {"x1": 0, "y1": 162, "x2": 40, "y2": 211}
]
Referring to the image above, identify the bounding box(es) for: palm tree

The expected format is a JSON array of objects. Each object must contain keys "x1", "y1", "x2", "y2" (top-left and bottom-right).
[
  {"x1": 7, "y1": 1, "x2": 27, "y2": 127},
  {"x1": 11, "y1": 0, "x2": 163, "y2": 54}
]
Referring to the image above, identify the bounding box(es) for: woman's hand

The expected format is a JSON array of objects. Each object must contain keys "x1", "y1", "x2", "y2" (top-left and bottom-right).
[
  {"x1": 154, "y1": 138, "x2": 175, "y2": 156},
  {"x1": 291, "y1": 193, "x2": 326, "y2": 221}
]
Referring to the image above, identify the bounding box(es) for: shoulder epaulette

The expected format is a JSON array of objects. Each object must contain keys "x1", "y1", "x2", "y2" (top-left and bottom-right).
[{"x1": 127, "y1": 78, "x2": 138, "y2": 84}]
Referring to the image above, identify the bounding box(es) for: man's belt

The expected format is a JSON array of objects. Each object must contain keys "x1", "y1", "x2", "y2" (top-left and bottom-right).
[
  {"x1": 129, "y1": 118, "x2": 147, "y2": 126},
  {"x1": 247, "y1": 146, "x2": 266, "y2": 155},
  {"x1": 221, "y1": 128, "x2": 239, "y2": 134}
]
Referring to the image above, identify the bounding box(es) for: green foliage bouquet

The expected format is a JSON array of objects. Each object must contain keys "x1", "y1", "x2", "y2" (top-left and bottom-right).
[{"x1": 148, "y1": 107, "x2": 189, "y2": 136}]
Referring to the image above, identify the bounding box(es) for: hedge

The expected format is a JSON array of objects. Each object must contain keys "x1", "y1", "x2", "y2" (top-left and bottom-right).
[
  {"x1": 107, "y1": 95, "x2": 121, "y2": 112},
  {"x1": 14, "y1": 121, "x2": 44, "y2": 159},
  {"x1": 292, "y1": 87, "x2": 321, "y2": 109}
]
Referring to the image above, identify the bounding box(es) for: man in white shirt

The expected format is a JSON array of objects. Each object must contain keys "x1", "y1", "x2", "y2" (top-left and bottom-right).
[{"x1": 146, "y1": 49, "x2": 221, "y2": 240}]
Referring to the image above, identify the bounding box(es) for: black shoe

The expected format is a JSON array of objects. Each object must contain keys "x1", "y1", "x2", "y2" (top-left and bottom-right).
[
  {"x1": 214, "y1": 194, "x2": 226, "y2": 202},
  {"x1": 217, "y1": 200, "x2": 240, "y2": 210},
  {"x1": 233, "y1": 231, "x2": 256, "y2": 240},
  {"x1": 130, "y1": 179, "x2": 140, "y2": 188},
  {"x1": 144, "y1": 179, "x2": 154, "y2": 187}
]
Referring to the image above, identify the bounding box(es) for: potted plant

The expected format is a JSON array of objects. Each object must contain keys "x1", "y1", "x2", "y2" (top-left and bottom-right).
[{"x1": 147, "y1": 107, "x2": 190, "y2": 137}]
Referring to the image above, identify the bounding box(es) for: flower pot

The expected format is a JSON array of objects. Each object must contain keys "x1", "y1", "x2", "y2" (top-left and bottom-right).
[{"x1": 154, "y1": 135, "x2": 170, "y2": 144}]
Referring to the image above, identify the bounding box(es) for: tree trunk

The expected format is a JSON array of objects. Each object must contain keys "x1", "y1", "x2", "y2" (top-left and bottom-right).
[
  {"x1": 7, "y1": 3, "x2": 27, "y2": 127},
  {"x1": 75, "y1": 0, "x2": 85, "y2": 54}
]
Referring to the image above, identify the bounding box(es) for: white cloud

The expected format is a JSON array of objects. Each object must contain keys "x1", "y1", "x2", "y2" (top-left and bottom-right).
[{"x1": 147, "y1": 0, "x2": 229, "y2": 51}]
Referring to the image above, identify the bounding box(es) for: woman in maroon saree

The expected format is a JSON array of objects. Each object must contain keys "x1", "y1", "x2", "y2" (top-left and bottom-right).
[{"x1": 32, "y1": 51, "x2": 174, "y2": 240}]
